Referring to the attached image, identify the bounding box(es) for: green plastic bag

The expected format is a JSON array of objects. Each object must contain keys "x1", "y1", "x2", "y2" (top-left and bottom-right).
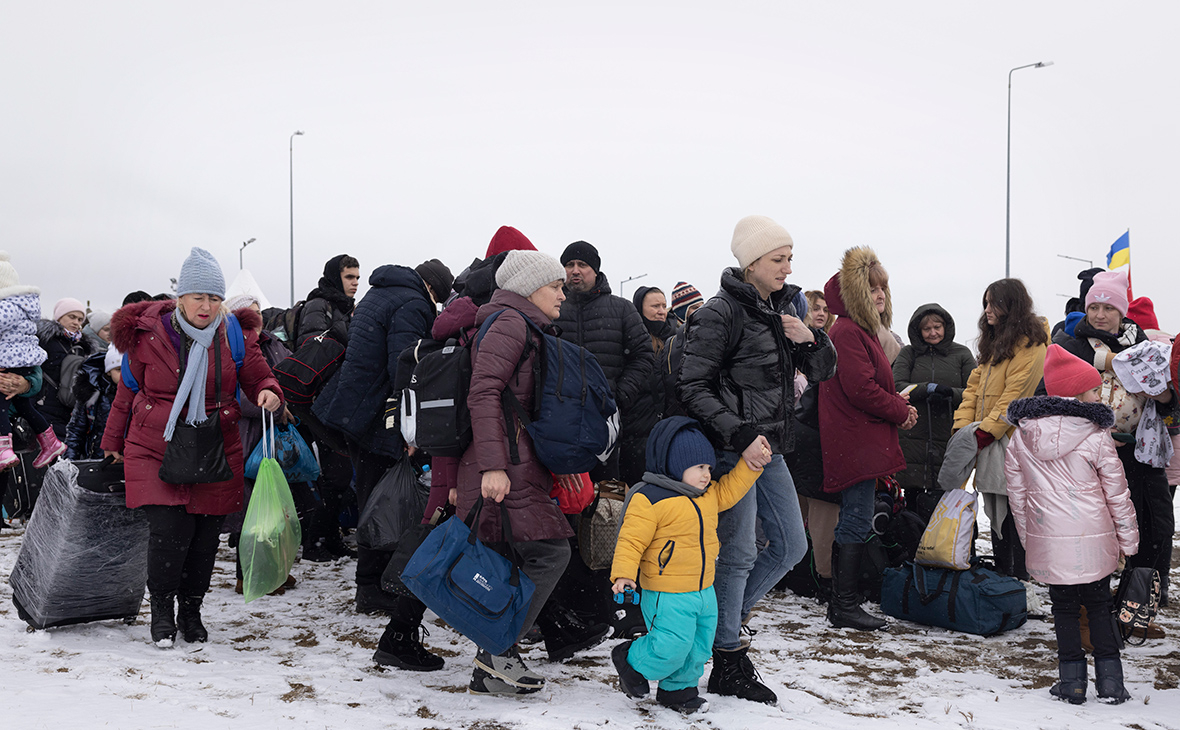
[{"x1": 240, "y1": 412, "x2": 302, "y2": 603}]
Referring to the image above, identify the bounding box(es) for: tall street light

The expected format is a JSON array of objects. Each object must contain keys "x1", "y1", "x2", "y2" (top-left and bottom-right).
[
  {"x1": 289, "y1": 130, "x2": 304, "y2": 306},
  {"x1": 1006, "y1": 61, "x2": 1053, "y2": 278},
  {"x1": 239, "y1": 237, "x2": 256, "y2": 270}
]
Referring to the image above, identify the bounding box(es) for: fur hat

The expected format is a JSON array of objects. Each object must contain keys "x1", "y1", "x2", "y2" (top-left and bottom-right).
[
  {"x1": 495, "y1": 250, "x2": 567, "y2": 298},
  {"x1": 176, "y1": 247, "x2": 226, "y2": 298},
  {"x1": 1084, "y1": 269, "x2": 1129, "y2": 316},
  {"x1": 833, "y1": 246, "x2": 891, "y2": 331},
  {"x1": 1127, "y1": 296, "x2": 1159, "y2": 331},
  {"x1": 666, "y1": 427, "x2": 717, "y2": 481},
  {"x1": 560, "y1": 241, "x2": 601, "y2": 273},
  {"x1": 416, "y1": 259, "x2": 455, "y2": 301},
  {"x1": 53, "y1": 297, "x2": 86, "y2": 322},
  {"x1": 0, "y1": 251, "x2": 39, "y2": 299},
  {"x1": 104, "y1": 346, "x2": 123, "y2": 374},
  {"x1": 1043, "y1": 344, "x2": 1101, "y2": 398},
  {"x1": 87, "y1": 310, "x2": 112, "y2": 333},
  {"x1": 671, "y1": 281, "x2": 704, "y2": 321},
  {"x1": 730, "y1": 215, "x2": 794, "y2": 270}
]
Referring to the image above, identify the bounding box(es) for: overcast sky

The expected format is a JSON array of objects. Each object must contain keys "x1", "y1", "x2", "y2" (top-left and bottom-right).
[{"x1": 4, "y1": 2, "x2": 1176, "y2": 342}]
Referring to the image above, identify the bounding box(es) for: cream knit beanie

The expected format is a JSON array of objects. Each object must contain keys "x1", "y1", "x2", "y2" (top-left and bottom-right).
[
  {"x1": 495, "y1": 250, "x2": 567, "y2": 298},
  {"x1": 731, "y1": 215, "x2": 794, "y2": 270}
]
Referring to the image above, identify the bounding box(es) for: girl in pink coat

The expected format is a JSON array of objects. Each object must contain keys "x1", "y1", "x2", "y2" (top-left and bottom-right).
[{"x1": 1005, "y1": 345, "x2": 1139, "y2": 705}]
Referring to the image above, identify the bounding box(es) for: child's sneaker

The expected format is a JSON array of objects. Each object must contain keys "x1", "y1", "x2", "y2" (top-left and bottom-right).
[
  {"x1": 31, "y1": 428, "x2": 66, "y2": 469},
  {"x1": 611, "y1": 641, "x2": 650, "y2": 698},
  {"x1": 656, "y1": 687, "x2": 708, "y2": 714}
]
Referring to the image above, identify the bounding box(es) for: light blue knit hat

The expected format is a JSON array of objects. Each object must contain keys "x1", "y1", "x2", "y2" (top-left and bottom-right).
[{"x1": 177, "y1": 247, "x2": 226, "y2": 298}]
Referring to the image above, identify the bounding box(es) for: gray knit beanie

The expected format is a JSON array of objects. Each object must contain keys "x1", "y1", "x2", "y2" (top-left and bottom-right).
[
  {"x1": 495, "y1": 250, "x2": 567, "y2": 298},
  {"x1": 177, "y1": 247, "x2": 226, "y2": 298},
  {"x1": 731, "y1": 215, "x2": 794, "y2": 270}
]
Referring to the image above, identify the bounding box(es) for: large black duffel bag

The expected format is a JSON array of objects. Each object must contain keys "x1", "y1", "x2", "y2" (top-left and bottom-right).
[{"x1": 881, "y1": 560, "x2": 1027, "y2": 636}]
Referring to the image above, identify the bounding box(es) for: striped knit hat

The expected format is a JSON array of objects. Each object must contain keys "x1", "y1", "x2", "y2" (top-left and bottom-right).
[{"x1": 670, "y1": 281, "x2": 703, "y2": 322}]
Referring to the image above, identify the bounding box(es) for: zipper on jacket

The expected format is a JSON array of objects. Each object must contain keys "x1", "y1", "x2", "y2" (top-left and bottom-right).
[
  {"x1": 690, "y1": 498, "x2": 705, "y2": 590},
  {"x1": 657, "y1": 540, "x2": 675, "y2": 575}
]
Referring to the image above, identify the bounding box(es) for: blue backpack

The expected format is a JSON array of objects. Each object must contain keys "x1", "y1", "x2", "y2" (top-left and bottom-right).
[
  {"x1": 121, "y1": 314, "x2": 246, "y2": 395},
  {"x1": 476, "y1": 309, "x2": 619, "y2": 474}
]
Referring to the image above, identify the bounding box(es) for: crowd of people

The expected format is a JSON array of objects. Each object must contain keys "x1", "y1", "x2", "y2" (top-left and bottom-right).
[{"x1": 0, "y1": 215, "x2": 1176, "y2": 713}]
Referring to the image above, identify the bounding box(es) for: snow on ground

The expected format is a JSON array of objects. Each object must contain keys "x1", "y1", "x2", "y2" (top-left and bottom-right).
[{"x1": 3, "y1": 513, "x2": 1180, "y2": 730}]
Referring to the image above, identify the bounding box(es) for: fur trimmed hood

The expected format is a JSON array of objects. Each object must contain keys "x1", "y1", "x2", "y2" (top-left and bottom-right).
[
  {"x1": 109, "y1": 299, "x2": 262, "y2": 353},
  {"x1": 1007, "y1": 395, "x2": 1114, "y2": 461},
  {"x1": 824, "y1": 246, "x2": 891, "y2": 333},
  {"x1": 1007, "y1": 396, "x2": 1114, "y2": 428}
]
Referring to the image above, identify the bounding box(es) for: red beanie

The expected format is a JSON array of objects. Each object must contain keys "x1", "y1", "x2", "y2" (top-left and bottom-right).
[
  {"x1": 1127, "y1": 296, "x2": 1160, "y2": 331},
  {"x1": 485, "y1": 226, "x2": 537, "y2": 258},
  {"x1": 1043, "y1": 344, "x2": 1101, "y2": 398}
]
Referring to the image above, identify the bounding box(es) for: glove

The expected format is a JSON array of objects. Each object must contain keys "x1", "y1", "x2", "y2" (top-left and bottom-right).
[
  {"x1": 908, "y1": 384, "x2": 930, "y2": 402},
  {"x1": 932, "y1": 384, "x2": 953, "y2": 400},
  {"x1": 975, "y1": 429, "x2": 996, "y2": 450}
]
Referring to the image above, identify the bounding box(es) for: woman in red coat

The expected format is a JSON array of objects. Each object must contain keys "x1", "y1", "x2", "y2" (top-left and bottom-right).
[
  {"x1": 102, "y1": 248, "x2": 282, "y2": 648},
  {"x1": 819, "y1": 247, "x2": 916, "y2": 631},
  {"x1": 456, "y1": 250, "x2": 576, "y2": 696}
]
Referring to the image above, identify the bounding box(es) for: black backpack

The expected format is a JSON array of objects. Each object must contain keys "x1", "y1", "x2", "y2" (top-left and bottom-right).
[
  {"x1": 398, "y1": 335, "x2": 476, "y2": 458},
  {"x1": 42, "y1": 347, "x2": 86, "y2": 408}
]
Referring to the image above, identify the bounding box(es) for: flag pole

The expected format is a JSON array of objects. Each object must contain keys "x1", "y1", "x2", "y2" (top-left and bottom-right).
[{"x1": 1125, "y1": 227, "x2": 1133, "y2": 299}]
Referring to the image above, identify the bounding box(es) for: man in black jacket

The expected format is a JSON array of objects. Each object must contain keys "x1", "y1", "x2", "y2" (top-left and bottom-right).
[
  {"x1": 550, "y1": 240, "x2": 655, "y2": 647},
  {"x1": 553, "y1": 241, "x2": 655, "y2": 481},
  {"x1": 294, "y1": 254, "x2": 360, "y2": 563}
]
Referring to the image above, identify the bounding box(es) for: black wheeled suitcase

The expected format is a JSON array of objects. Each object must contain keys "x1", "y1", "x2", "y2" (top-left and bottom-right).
[{"x1": 9, "y1": 459, "x2": 149, "y2": 629}]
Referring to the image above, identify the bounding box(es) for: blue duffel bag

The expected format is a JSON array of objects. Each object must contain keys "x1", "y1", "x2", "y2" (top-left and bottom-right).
[
  {"x1": 881, "y1": 560, "x2": 1027, "y2": 636},
  {"x1": 400, "y1": 496, "x2": 535, "y2": 656}
]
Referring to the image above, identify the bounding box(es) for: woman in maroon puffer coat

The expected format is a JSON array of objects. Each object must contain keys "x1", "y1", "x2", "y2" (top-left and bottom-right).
[
  {"x1": 102, "y1": 248, "x2": 282, "y2": 648},
  {"x1": 819, "y1": 246, "x2": 916, "y2": 632},
  {"x1": 455, "y1": 250, "x2": 576, "y2": 696}
]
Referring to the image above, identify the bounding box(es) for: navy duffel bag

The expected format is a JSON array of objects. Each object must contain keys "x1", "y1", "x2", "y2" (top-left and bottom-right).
[{"x1": 881, "y1": 560, "x2": 1027, "y2": 636}]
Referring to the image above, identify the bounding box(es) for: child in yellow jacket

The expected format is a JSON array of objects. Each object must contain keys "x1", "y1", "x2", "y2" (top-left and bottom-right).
[{"x1": 611, "y1": 416, "x2": 765, "y2": 714}]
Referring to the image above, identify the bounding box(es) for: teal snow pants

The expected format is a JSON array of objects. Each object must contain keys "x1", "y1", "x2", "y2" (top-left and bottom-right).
[{"x1": 626, "y1": 586, "x2": 717, "y2": 692}]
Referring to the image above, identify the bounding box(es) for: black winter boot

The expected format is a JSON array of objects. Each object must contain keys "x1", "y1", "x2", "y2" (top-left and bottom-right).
[
  {"x1": 175, "y1": 596, "x2": 208, "y2": 641},
  {"x1": 656, "y1": 686, "x2": 708, "y2": 714},
  {"x1": 373, "y1": 622, "x2": 444, "y2": 672},
  {"x1": 828, "y1": 543, "x2": 887, "y2": 631},
  {"x1": 1050, "y1": 659, "x2": 1087, "y2": 704},
  {"x1": 150, "y1": 592, "x2": 177, "y2": 647},
  {"x1": 539, "y1": 602, "x2": 609, "y2": 662},
  {"x1": 816, "y1": 576, "x2": 832, "y2": 605},
  {"x1": 611, "y1": 641, "x2": 650, "y2": 698},
  {"x1": 1095, "y1": 657, "x2": 1131, "y2": 704},
  {"x1": 706, "y1": 646, "x2": 777, "y2": 705},
  {"x1": 176, "y1": 595, "x2": 209, "y2": 643}
]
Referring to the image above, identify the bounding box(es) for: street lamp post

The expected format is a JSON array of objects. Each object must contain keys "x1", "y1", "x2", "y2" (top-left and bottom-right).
[
  {"x1": 1006, "y1": 61, "x2": 1053, "y2": 278},
  {"x1": 239, "y1": 237, "x2": 256, "y2": 270},
  {"x1": 289, "y1": 130, "x2": 304, "y2": 306}
]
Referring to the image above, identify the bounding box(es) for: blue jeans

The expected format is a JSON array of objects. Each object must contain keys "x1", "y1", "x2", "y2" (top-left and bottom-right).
[
  {"x1": 713, "y1": 451, "x2": 807, "y2": 650},
  {"x1": 834, "y1": 479, "x2": 876, "y2": 545},
  {"x1": 628, "y1": 587, "x2": 717, "y2": 691}
]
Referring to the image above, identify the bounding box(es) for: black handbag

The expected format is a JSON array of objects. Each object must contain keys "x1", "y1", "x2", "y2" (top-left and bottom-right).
[
  {"x1": 159, "y1": 335, "x2": 234, "y2": 485},
  {"x1": 1114, "y1": 567, "x2": 1161, "y2": 645},
  {"x1": 273, "y1": 330, "x2": 346, "y2": 406},
  {"x1": 381, "y1": 506, "x2": 448, "y2": 597}
]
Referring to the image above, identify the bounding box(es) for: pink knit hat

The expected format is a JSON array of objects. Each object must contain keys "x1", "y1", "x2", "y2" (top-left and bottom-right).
[
  {"x1": 1043, "y1": 344, "x2": 1101, "y2": 398},
  {"x1": 1084, "y1": 269, "x2": 1129, "y2": 316},
  {"x1": 53, "y1": 297, "x2": 86, "y2": 322}
]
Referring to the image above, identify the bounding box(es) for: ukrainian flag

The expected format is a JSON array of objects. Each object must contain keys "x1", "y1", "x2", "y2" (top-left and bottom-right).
[{"x1": 1106, "y1": 231, "x2": 1130, "y2": 269}]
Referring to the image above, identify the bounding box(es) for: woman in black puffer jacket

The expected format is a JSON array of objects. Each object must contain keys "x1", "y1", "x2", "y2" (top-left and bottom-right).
[
  {"x1": 36, "y1": 298, "x2": 94, "y2": 438},
  {"x1": 892, "y1": 303, "x2": 976, "y2": 522},
  {"x1": 677, "y1": 215, "x2": 836, "y2": 703},
  {"x1": 618, "y1": 286, "x2": 677, "y2": 484}
]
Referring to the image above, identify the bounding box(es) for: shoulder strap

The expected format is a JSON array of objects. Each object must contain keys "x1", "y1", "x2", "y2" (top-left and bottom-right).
[
  {"x1": 226, "y1": 313, "x2": 245, "y2": 370},
  {"x1": 120, "y1": 352, "x2": 140, "y2": 393}
]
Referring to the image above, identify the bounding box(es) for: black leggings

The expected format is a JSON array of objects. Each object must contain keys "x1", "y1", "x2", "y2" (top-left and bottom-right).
[
  {"x1": 0, "y1": 394, "x2": 51, "y2": 437},
  {"x1": 1050, "y1": 577, "x2": 1120, "y2": 661},
  {"x1": 142, "y1": 505, "x2": 226, "y2": 598}
]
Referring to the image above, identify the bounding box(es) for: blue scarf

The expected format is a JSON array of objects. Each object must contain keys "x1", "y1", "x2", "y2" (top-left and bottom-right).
[{"x1": 163, "y1": 311, "x2": 223, "y2": 442}]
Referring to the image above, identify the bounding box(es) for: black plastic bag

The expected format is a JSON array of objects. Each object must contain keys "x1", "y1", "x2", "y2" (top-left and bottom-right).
[{"x1": 355, "y1": 458, "x2": 427, "y2": 550}]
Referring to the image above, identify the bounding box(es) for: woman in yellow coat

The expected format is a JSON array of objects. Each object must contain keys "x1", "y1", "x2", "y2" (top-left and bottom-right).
[{"x1": 953, "y1": 278, "x2": 1049, "y2": 579}]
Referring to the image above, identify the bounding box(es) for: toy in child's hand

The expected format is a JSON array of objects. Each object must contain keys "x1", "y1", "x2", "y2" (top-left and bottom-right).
[{"x1": 614, "y1": 587, "x2": 640, "y2": 605}]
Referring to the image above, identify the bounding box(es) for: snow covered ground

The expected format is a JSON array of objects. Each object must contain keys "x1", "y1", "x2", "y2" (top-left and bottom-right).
[{"x1": 3, "y1": 510, "x2": 1180, "y2": 730}]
